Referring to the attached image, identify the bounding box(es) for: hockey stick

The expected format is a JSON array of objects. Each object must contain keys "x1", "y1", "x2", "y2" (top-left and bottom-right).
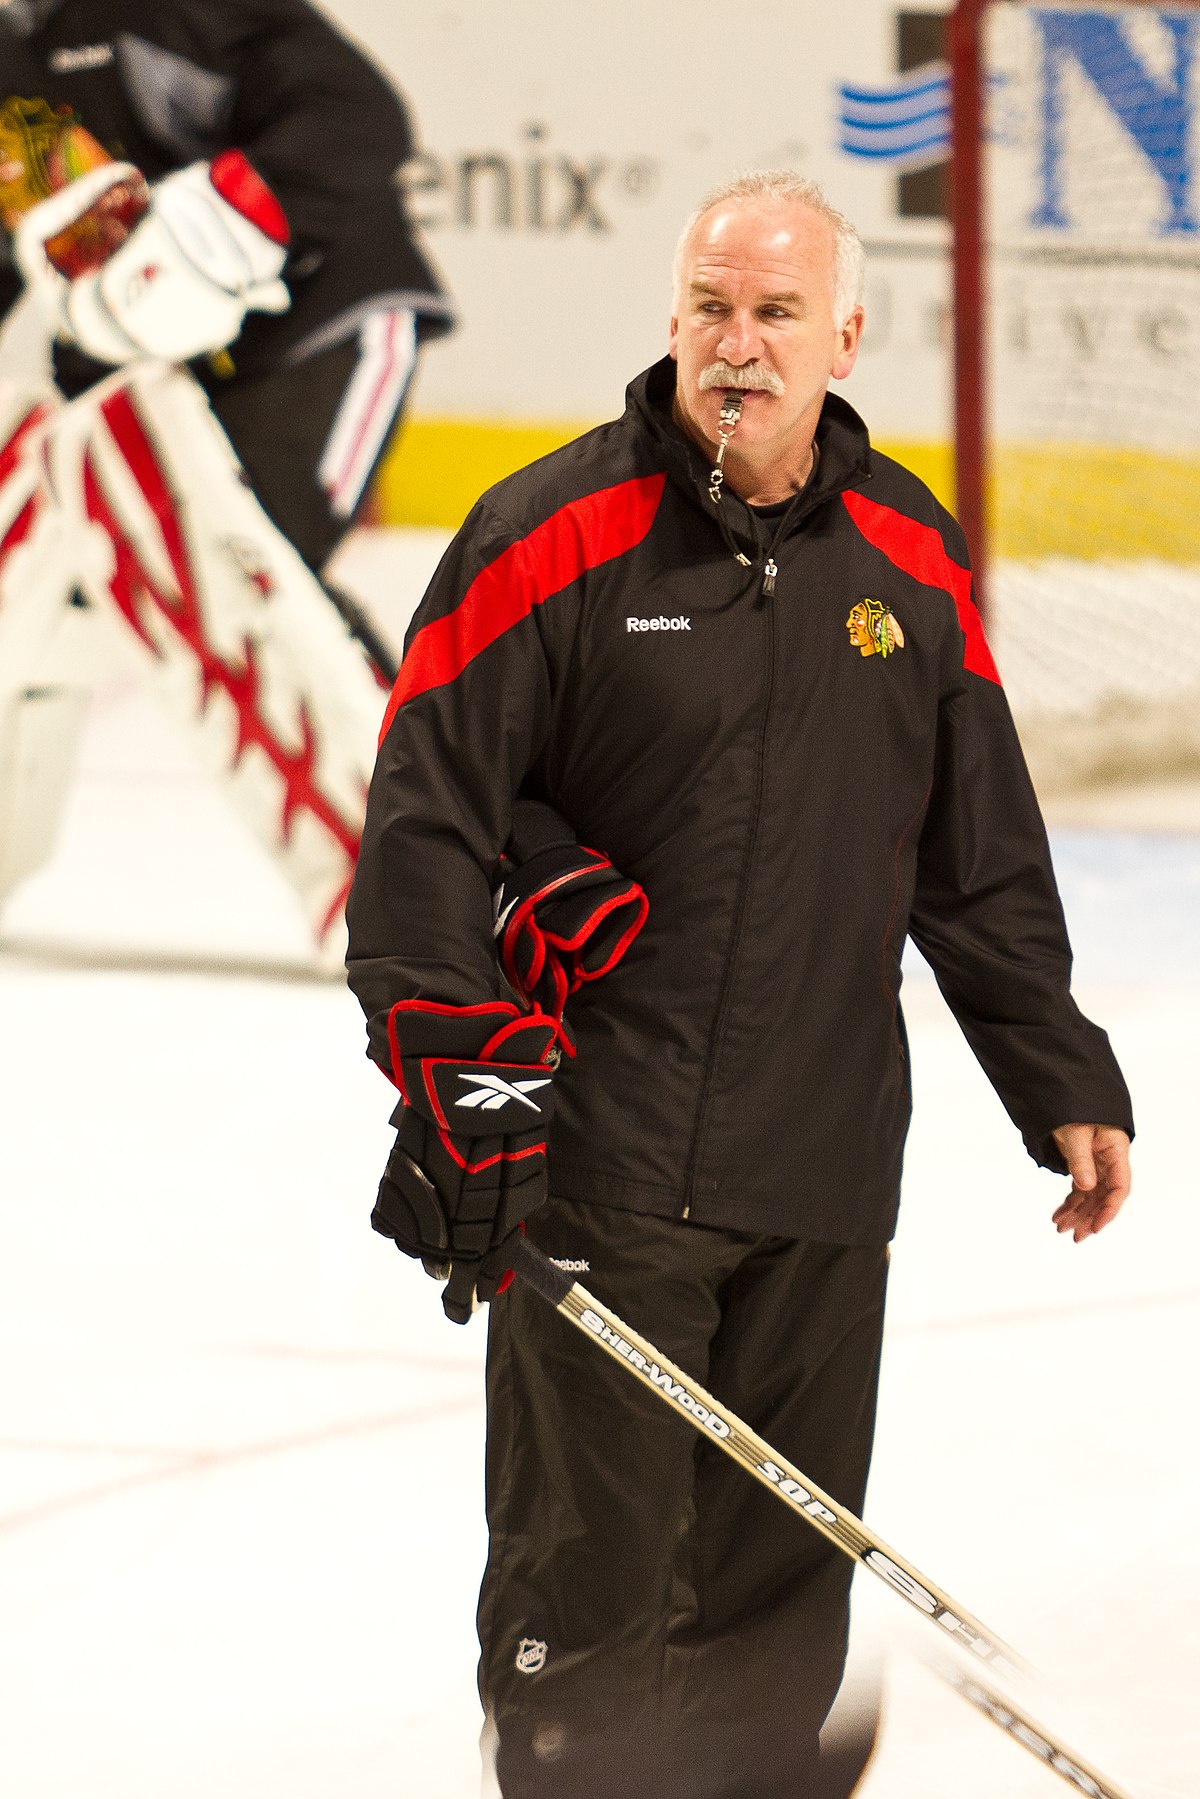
[
  {"x1": 935, "y1": 1661, "x2": 1136, "y2": 1799},
  {"x1": 513, "y1": 1236, "x2": 1137, "y2": 1799}
]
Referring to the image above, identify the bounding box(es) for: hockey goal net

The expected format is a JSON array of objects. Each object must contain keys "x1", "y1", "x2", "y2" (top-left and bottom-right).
[{"x1": 951, "y1": 0, "x2": 1200, "y2": 790}]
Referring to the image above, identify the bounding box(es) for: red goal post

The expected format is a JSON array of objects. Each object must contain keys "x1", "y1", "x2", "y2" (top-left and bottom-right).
[
  {"x1": 948, "y1": 0, "x2": 1200, "y2": 789},
  {"x1": 950, "y1": 0, "x2": 990, "y2": 611}
]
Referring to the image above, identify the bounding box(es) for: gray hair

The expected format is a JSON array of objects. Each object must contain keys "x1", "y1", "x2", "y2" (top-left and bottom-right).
[{"x1": 671, "y1": 170, "x2": 865, "y2": 327}]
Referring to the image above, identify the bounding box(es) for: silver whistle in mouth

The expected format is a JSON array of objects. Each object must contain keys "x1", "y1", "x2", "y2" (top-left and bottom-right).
[{"x1": 708, "y1": 390, "x2": 744, "y2": 504}]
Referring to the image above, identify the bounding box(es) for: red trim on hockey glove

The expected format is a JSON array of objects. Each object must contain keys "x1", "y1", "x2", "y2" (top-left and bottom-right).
[
  {"x1": 498, "y1": 855, "x2": 645, "y2": 1020},
  {"x1": 502, "y1": 861, "x2": 614, "y2": 958},
  {"x1": 379, "y1": 473, "x2": 667, "y2": 742},
  {"x1": 499, "y1": 912, "x2": 573, "y2": 1032},
  {"x1": 841, "y1": 489, "x2": 1000, "y2": 686},
  {"x1": 477, "y1": 1014, "x2": 557, "y2": 1063},
  {"x1": 499, "y1": 859, "x2": 617, "y2": 979},
  {"x1": 501, "y1": 905, "x2": 549, "y2": 993},
  {"x1": 500, "y1": 891, "x2": 555, "y2": 990},
  {"x1": 385, "y1": 998, "x2": 521, "y2": 1093},
  {"x1": 546, "y1": 884, "x2": 650, "y2": 985},
  {"x1": 391, "y1": 1000, "x2": 522, "y2": 1022},
  {"x1": 209, "y1": 150, "x2": 290, "y2": 246},
  {"x1": 435, "y1": 1130, "x2": 548, "y2": 1175},
  {"x1": 541, "y1": 954, "x2": 573, "y2": 1026}
]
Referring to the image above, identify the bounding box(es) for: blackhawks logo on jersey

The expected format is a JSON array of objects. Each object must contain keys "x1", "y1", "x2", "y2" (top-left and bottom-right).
[{"x1": 846, "y1": 598, "x2": 905, "y2": 660}]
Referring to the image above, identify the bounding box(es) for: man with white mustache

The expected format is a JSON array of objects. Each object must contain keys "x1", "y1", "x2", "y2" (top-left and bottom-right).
[{"x1": 349, "y1": 171, "x2": 1133, "y2": 1797}]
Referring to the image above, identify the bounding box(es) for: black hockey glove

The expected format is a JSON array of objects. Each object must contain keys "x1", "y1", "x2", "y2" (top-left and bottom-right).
[
  {"x1": 496, "y1": 799, "x2": 648, "y2": 1032},
  {"x1": 372, "y1": 999, "x2": 559, "y2": 1324}
]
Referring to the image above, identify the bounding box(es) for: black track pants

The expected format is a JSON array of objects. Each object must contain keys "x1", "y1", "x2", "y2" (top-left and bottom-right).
[{"x1": 479, "y1": 1199, "x2": 889, "y2": 1799}]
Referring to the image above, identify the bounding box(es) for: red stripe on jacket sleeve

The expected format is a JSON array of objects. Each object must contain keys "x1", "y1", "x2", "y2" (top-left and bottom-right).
[
  {"x1": 842, "y1": 488, "x2": 1000, "y2": 685},
  {"x1": 379, "y1": 472, "x2": 667, "y2": 744}
]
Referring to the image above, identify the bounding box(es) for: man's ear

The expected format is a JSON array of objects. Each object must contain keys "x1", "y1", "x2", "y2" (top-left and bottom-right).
[{"x1": 831, "y1": 305, "x2": 865, "y2": 382}]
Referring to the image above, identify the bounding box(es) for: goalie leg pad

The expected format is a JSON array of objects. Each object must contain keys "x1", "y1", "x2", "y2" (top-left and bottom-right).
[
  {"x1": 0, "y1": 378, "x2": 94, "y2": 903},
  {"x1": 49, "y1": 363, "x2": 387, "y2": 954},
  {"x1": 0, "y1": 682, "x2": 90, "y2": 903}
]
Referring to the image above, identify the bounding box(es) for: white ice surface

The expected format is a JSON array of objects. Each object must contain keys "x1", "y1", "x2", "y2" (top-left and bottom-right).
[{"x1": 1, "y1": 529, "x2": 1197, "y2": 1799}]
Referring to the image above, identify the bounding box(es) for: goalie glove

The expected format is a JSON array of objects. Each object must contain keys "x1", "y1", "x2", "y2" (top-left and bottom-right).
[
  {"x1": 16, "y1": 151, "x2": 291, "y2": 365},
  {"x1": 372, "y1": 1001, "x2": 559, "y2": 1325},
  {"x1": 495, "y1": 798, "x2": 649, "y2": 1034},
  {"x1": 12, "y1": 160, "x2": 144, "y2": 330}
]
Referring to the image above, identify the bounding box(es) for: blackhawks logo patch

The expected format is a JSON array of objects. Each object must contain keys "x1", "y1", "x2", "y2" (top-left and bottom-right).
[{"x1": 846, "y1": 598, "x2": 905, "y2": 660}]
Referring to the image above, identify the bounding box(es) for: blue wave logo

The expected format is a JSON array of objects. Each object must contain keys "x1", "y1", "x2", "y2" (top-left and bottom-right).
[{"x1": 838, "y1": 62, "x2": 951, "y2": 169}]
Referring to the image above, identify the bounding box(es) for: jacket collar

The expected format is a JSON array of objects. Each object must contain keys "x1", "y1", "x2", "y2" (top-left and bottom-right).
[{"x1": 625, "y1": 355, "x2": 874, "y2": 558}]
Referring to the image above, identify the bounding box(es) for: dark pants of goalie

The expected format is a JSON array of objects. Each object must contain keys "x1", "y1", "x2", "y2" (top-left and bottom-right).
[
  {"x1": 201, "y1": 331, "x2": 414, "y2": 573},
  {"x1": 480, "y1": 1199, "x2": 889, "y2": 1799}
]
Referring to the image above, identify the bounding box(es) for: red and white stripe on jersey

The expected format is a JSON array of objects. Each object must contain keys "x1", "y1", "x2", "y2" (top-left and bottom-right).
[{"x1": 317, "y1": 308, "x2": 418, "y2": 520}]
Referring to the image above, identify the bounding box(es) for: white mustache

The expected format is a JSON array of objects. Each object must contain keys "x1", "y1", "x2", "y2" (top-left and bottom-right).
[{"x1": 698, "y1": 361, "x2": 785, "y2": 397}]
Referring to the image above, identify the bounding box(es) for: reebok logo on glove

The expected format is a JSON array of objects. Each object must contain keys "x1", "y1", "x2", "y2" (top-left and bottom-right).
[
  {"x1": 456, "y1": 1072, "x2": 552, "y2": 1112},
  {"x1": 374, "y1": 998, "x2": 560, "y2": 1325},
  {"x1": 627, "y1": 615, "x2": 691, "y2": 632}
]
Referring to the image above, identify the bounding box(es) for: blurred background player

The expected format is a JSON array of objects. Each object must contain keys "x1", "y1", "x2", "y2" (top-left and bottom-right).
[{"x1": 0, "y1": 0, "x2": 452, "y2": 961}]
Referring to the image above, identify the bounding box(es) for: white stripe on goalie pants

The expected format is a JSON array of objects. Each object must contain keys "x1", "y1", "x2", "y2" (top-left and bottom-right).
[{"x1": 317, "y1": 308, "x2": 418, "y2": 519}]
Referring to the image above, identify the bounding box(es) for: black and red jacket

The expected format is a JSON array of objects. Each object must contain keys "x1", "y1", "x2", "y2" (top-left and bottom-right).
[{"x1": 347, "y1": 358, "x2": 1133, "y2": 1245}]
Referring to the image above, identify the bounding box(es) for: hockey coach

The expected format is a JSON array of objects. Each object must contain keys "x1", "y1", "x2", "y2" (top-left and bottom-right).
[{"x1": 346, "y1": 171, "x2": 1135, "y2": 1797}]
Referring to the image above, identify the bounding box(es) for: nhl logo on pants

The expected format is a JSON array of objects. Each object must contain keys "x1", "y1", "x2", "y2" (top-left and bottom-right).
[{"x1": 515, "y1": 1637, "x2": 548, "y2": 1674}]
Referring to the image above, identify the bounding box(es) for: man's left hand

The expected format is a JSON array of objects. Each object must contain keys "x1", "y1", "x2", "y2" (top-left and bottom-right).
[{"x1": 1050, "y1": 1124, "x2": 1132, "y2": 1241}]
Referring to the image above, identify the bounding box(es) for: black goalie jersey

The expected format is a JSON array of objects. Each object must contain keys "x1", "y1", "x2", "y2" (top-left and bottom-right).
[{"x1": 0, "y1": 0, "x2": 453, "y2": 373}]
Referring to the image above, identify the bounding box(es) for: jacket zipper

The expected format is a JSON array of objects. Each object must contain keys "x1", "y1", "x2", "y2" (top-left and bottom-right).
[
  {"x1": 680, "y1": 574, "x2": 778, "y2": 1219},
  {"x1": 677, "y1": 466, "x2": 874, "y2": 1214},
  {"x1": 759, "y1": 492, "x2": 803, "y2": 596}
]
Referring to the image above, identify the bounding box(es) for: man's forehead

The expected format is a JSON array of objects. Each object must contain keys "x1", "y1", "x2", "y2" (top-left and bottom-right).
[
  {"x1": 685, "y1": 199, "x2": 835, "y2": 276},
  {"x1": 687, "y1": 275, "x2": 806, "y2": 307}
]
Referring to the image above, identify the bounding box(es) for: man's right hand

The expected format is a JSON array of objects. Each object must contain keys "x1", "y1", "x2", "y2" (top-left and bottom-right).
[
  {"x1": 1050, "y1": 1123, "x2": 1132, "y2": 1242},
  {"x1": 371, "y1": 1000, "x2": 559, "y2": 1323}
]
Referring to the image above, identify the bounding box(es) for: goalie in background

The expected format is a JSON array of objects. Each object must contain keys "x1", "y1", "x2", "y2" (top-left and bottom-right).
[{"x1": 0, "y1": 0, "x2": 453, "y2": 962}]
